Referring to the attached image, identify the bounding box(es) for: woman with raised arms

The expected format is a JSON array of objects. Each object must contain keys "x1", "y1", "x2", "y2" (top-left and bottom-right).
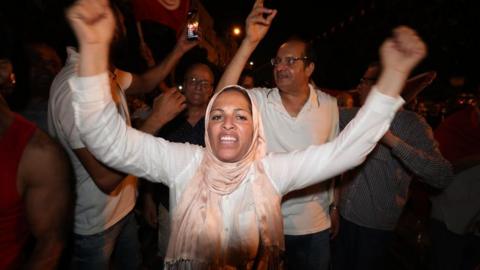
[{"x1": 66, "y1": 0, "x2": 426, "y2": 268}]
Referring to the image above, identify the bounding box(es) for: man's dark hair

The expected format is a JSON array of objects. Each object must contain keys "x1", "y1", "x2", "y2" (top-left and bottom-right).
[
  {"x1": 284, "y1": 36, "x2": 317, "y2": 66},
  {"x1": 240, "y1": 69, "x2": 254, "y2": 81},
  {"x1": 183, "y1": 62, "x2": 216, "y2": 85}
]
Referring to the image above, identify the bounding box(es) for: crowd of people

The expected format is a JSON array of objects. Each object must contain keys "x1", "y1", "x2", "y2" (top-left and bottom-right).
[{"x1": 0, "y1": 0, "x2": 478, "y2": 269}]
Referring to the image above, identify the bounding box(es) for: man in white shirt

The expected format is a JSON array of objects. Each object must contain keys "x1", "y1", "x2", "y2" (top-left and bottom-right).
[
  {"x1": 217, "y1": 4, "x2": 339, "y2": 270},
  {"x1": 47, "y1": 6, "x2": 195, "y2": 268}
]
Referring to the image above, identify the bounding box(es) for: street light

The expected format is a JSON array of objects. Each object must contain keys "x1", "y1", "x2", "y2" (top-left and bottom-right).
[{"x1": 232, "y1": 26, "x2": 241, "y2": 36}]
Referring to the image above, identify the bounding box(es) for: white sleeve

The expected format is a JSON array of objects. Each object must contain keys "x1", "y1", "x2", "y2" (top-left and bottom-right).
[
  {"x1": 54, "y1": 76, "x2": 85, "y2": 150},
  {"x1": 264, "y1": 89, "x2": 405, "y2": 195},
  {"x1": 47, "y1": 63, "x2": 86, "y2": 150},
  {"x1": 249, "y1": 87, "x2": 270, "y2": 108},
  {"x1": 69, "y1": 73, "x2": 202, "y2": 186}
]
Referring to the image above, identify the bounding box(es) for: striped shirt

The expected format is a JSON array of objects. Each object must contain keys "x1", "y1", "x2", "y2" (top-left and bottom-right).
[{"x1": 339, "y1": 108, "x2": 453, "y2": 230}]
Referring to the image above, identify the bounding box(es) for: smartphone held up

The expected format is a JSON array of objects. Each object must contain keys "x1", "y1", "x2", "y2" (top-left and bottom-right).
[{"x1": 187, "y1": 9, "x2": 199, "y2": 41}]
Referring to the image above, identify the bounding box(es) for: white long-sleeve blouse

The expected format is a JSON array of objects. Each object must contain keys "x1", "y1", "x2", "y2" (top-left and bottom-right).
[{"x1": 70, "y1": 73, "x2": 403, "y2": 264}]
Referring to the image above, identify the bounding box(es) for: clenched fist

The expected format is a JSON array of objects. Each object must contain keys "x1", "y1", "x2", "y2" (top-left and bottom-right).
[
  {"x1": 380, "y1": 26, "x2": 427, "y2": 76},
  {"x1": 66, "y1": 0, "x2": 114, "y2": 47}
]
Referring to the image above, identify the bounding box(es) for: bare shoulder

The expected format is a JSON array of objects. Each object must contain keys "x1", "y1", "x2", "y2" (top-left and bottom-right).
[
  {"x1": 18, "y1": 128, "x2": 71, "y2": 193},
  {"x1": 24, "y1": 129, "x2": 67, "y2": 162}
]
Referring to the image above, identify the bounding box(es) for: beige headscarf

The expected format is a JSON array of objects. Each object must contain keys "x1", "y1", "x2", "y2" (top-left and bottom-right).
[{"x1": 165, "y1": 86, "x2": 284, "y2": 269}]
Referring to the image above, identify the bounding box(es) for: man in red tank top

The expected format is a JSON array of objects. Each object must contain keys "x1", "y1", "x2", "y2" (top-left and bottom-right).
[{"x1": 0, "y1": 92, "x2": 72, "y2": 269}]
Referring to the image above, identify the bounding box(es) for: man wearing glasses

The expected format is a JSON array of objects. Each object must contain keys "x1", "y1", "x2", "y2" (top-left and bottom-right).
[
  {"x1": 217, "y1": 3, "x2": 339, "y2": 269},
  {"x1": 179, "y1": 62, "x2": 215, "y2": 135}
]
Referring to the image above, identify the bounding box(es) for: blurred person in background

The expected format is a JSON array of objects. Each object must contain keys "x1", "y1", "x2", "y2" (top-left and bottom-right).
[
  {"x1": 333, "y1": 63, "x2": 453, "y2": 270},
  {"x1": 430, "y1": 91, "x2": 480, "y2": 270},
  {"x1": 1, "y1": 61, "x2": 72, "y2": 270}
]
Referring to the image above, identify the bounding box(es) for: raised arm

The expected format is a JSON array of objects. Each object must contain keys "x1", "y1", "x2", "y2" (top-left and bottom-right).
[
  {"x1": 78, "y1": 78, "x2": 186, "y2": 193},
  {"x1": 267, "y1": 26, "x2": 427, "y2": 194},
  {"x1": 216, "y1": 0, "x2": 277, "y2": 91},
  {"x1": 67, "y1": 0, "x2": 200, "y2": 184},
  {"x1": 67, "y1": 0, "x2": 112, "y2": 77},
  {"x1": 375, "y1": 26, "x2": 427, "y2": 99},
  {"x1": 56, "y1": 73, "x2": 184, "y2": 194},
  {"x1": 126, "y1": 27, "x2": 199, "y2": 95},
  {"x1": 19, "y1": 130, "x2": 73, "y2": 270},
  {"x1": 367, "y1": 28, "x2": 451, "y2": 185},
  {"x1": 67, "y1": 1, "x2": 189, "y2": 193},
  {"x1": 267, "y1": 90, "x2": 404, "y2": 194}
]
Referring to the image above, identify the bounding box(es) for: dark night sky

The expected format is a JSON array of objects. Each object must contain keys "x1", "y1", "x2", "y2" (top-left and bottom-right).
[
  {"x1": 202, "y1": 0, "x2": 480, "y2": 98},
  {"x1": 1, "y1": 0, "x2": 478, "y2": 102}
]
